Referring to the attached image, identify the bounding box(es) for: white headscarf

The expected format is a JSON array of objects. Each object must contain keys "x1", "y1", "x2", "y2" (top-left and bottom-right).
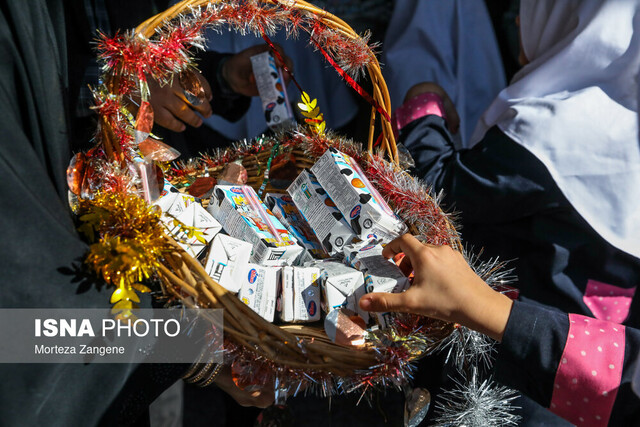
[{"x1": 470, "y1": 0, "x2": 640, "y2": 259}]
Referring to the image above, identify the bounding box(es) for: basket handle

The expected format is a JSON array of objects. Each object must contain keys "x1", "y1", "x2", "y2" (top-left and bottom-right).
[{"x1": 134, "y1": 0, "x2": 398, "y2": 164}]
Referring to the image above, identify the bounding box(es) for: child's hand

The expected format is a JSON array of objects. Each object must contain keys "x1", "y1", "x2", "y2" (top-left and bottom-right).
[{"x1": 359, "y1": 234, "x2": 513, "y2": 341}]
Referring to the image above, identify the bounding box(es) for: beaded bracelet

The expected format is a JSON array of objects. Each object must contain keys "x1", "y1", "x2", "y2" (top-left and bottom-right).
[
  {"x1": 183, "y1": 361, "x2": 224, "y2": 387},
  {"x1": 183, "y1": 347, "x2": 224, "y2": 387}
]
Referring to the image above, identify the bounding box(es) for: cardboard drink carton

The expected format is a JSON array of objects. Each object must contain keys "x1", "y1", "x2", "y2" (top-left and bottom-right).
[
  {"x1": 238, "y1": 264, "x2": 280, "y2": 322},
  {"x1": 317, "y1": 261, "x2": 369, "y2": 323},
  {"x1": 280, "y1": 267, "x2": 295, "y2": 322},
  {"x1": 310, "y1": 148, "x2": 407, "y2": 243},
  {"x1": 204, "y1": 234, "x2": 253, "y2": 293},
  {"x1": 343, "y1": 241, "x2": 411, "y2": 328},
  {"x1": 287, "y1": 170, "x2": 356, "y2": 255},
  {"x1": 264, "y1": 193, "x2": 326, "y2": 258},
  {"x1": 154, "y1": 179, "x2": 180, "y2": 212},
  {"x1": 155, "y1": 181, "x2": 222, "y2": 258},
  {"x1": 280, "y1": 267, "x2": 321, "y2": 322},
  {"x1": 207, "y1": 185, "x2": 302, "y2": 266},
  {"x1": 250, "y1": 51, "x2": 294, "y2": 130}
]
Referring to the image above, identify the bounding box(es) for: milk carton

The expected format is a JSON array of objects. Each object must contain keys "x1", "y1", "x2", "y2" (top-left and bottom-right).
[
  {"x1": 264, "y1": 193, "x2": 326, "y2": 259},
  {"x1": 238, "y1": 264, "x2": 280, "y2": 322},
  {"x1": 155, "y1": 183, "x2": 222, "y2": 258},
  {"x1": 250, "y1": 51, "x2": 295, "y2": 130},
  {"x1": 287, "y1": 170, "x2": 356, "y2": 255},
  {"x1": 280, "y1": 266, "x2": 321, "y2": 323},
  {"x1": 311, "y1": 148, "x2": 407, "y2": 243},
  {"x1": 318, "y1": 261, "x2": 369, "y2": 323},
  {"x1": 204, "y1": 234, "x2": 252, "y2": 293},
  {"x1": 343, "y1": 241, "x2": 410, "y2": 328}
]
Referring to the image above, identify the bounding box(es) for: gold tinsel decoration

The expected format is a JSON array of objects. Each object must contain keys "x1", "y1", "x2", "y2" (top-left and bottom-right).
[{"x1": 78, "y1": 192, "x2": 170, "y2": 315}]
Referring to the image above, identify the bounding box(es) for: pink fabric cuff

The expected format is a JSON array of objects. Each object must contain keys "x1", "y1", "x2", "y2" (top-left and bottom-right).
[
  {"x1": 550, "y1": 314, "x2": 625, "y2": 426},
  {"x1": 392, "y1": 92, "x2": 446, "y2": 134},
  {"x1": 583, "y1": 279, "x2": 635, "y2": 324}
]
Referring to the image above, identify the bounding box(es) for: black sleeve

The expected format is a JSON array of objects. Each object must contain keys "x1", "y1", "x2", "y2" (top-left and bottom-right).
[
  {"x1": 494, "y1": 300, "x2": 640, "y2": 425},
  {"x1": 399, "y1": 115, "x2": 563, "y2": 224},
  {"x1": 198, "y1": 51, "x2": 251, "y2": 122},
  {"x1": 493, "y1": 300, "x2": 569, "y2": 406},
  {"x1": 612, "y1": 327, "x2": 640, "y2": 424}
]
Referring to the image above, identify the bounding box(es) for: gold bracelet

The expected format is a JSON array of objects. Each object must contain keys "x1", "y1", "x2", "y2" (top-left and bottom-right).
[
  {"x1": 182, "y1": 361, "x2": 204, "y2": 380},
  {"x1": 198, "y1": 363, "x2": 224, "y2": 387},
  {"x1": 183, "y1": 343, "x2": 224, "y2": 387},
  {"x1": 184, "y1": 361, "x2": 215, "y2": 383},
  {"x1": 183, "y1": 362, "x2": 223, "y2": 387},
  {"x1": 182, "y1": 346, "x2": 207, "y2": 379}
]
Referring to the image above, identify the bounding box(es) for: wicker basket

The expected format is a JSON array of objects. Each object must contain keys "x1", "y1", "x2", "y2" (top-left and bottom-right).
[{"x1": 94, "y1": 0, "x2": 459, "y2": 382}]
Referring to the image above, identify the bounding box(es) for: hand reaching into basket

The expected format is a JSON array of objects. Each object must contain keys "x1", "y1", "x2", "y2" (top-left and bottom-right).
[
  {"x1": 146, "y1": 43, "x2": 293, "y2": 132},
  {"x1": 359, "y1": 234, "x2": 513, "y2": 341}
]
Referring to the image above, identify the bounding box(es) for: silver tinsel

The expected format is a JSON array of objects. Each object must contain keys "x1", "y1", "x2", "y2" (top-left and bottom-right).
[
  {"x1": 433, "y1": 370, "x2": 521, "y2": 427},
  {"x1": 436, "y1": 326, "x2": 495, "y2": 372},
  {"x1": 464, "y1": 247, "x2": 516, "y2": 291},
  {"x1": 431, "y1": 250, "x2": 514, "y2": 371}
]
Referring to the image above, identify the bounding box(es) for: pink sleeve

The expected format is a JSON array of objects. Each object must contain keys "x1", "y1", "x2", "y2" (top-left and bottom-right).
[
  {"x1": 392, "y1": 92, "x2": 446, "y2": 134},
  {"x1": 550, "y1": 314, "x2": 625, "y2": 426}
]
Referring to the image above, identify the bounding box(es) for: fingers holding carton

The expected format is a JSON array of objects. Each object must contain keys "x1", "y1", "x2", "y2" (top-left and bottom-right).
[{"x1": 359, "y1": 234, "x2": 514, "y2": 341}]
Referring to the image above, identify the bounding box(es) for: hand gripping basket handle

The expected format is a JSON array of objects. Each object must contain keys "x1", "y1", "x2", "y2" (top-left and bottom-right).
[{"x1": 134, "y1": 0, "x2": 399, "y2": 164}]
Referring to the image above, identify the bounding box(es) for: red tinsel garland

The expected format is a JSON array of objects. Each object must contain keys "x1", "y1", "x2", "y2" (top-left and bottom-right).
[{"x1": 97, "y1": 1, "x2": 376, "y2": 100}]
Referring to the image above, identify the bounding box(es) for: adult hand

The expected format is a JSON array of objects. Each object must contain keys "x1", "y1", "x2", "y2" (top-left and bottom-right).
[
  {"x1": 214, "y1": 366, "x2": 274, "y2": 408},
  {"x1": 222, "y1": 43, "x2": 294, "y2": 97},
  {"x1": 147, "y1": 71, "x2": 213, "y2": 132},
  {"x1": 359, "y1": 234, "x2": 513, "y2": 341},
  {"x1": 404, "y1": 82, "x2": 461, "y2": 135}
]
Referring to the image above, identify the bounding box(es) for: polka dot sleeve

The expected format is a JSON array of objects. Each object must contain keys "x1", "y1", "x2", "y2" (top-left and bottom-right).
[
  {"x1": 494, "y1": 300, "x2": 639, "y2": 426},
  {"x1": 550, "y1": 314, "x2": 625, "y2": 426},
  {"x1": 583, "y1": 279, "x2": 635, "y2": 324}
]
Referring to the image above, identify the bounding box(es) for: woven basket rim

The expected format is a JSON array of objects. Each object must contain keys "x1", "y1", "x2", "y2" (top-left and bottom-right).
[{"x1": 89, "y1": 0, "x2": 459, "y2": 378}]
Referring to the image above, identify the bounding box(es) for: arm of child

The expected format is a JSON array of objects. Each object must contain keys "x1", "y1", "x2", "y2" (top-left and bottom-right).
[
  {"x1": 360, "y1": 234, "x2": 640, "y2": 426},
  {"x1": 496, "y1": 300, "x2": 640, "y2": 426}
]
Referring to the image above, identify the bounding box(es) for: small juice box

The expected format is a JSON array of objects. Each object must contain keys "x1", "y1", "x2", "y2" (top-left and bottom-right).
[
  {"x1": 318, "y1": 261, "x2": 369, "y2": 323},
  {"x1": 250, "y1": 51, "x2": 294, "y2": 130},
  {"x1": 204, "y1": 234, "x2": 252, "y2": 293},
  {"x1": 207, "y1": 185, "x2": 302, "y2": 266},
  {"x1": 343, "y1": 241, "x2": 410, "y2": 328},
  {"x1": 264, "y1": 192, "x2": 326, "y2": 258},
  {"x1": 280, "y1": 266, "x2": 321, "y2": 322},
  {"x1": 155, "y1": 182, "x2": 222, "y2": 258}
]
